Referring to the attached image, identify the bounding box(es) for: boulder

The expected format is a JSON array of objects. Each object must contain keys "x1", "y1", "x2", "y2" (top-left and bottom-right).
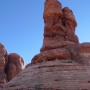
[{"x1": 6, "y1": 53, "x2": 24, "y2": 81}]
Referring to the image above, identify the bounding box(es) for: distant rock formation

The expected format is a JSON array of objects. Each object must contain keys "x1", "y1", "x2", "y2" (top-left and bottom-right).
[
  {"x1": 0, "y1": 43, "x2": 24, "y2": 88},
  {"x1": 6, "y1": 53, "x2": 24, "y2": 81},
  {"x1": 2, "y1": 0, "x2": 90, "y2": 90}
]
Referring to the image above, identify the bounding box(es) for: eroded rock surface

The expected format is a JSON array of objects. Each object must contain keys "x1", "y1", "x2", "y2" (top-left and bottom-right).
[
  {"x1": 0, "y1": 43, "x2": 8, "y2": 87},
  {"x1": 32, "y1": 48, "x2": 71, "y2": 64},
  {"x1": 41, "y1": 0, "x2": 79, "y2": 52},
  {"x1": 0, "y1": 43, "x2": 24, "y2": 88},
  {"x1": 33, "y1": 0, "x2": 79, "y2": 63},
  {"x1": 2, "y1": 60, "x2": 90, "y2": 90},
  {"x1": 6, "y1": 53, "x2": 24, "y2": 81},
  {"x1": 77, "y1": 43, "x2": 90, "y2": 65},
  {"x1": 2, "y1": 0, "x2": 90, "y2": 90}
]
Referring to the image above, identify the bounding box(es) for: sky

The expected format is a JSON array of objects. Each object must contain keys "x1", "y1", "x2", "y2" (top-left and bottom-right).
[{"x1": 0, "y1": 0, "x2": 90, "y2": 66}]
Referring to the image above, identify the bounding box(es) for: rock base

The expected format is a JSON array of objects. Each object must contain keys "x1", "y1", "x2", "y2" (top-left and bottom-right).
[{"x1": 2, "y1": 60, "x2": 90, "y2": 90}]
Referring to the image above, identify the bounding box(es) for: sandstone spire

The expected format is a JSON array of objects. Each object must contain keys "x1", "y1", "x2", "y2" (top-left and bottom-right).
[
  {"x1": 40, "y1": 0, "x2": 79, "y2": 52},
  {"x1": 31, "y1": 0, "x2": 79, "y2": 64}
]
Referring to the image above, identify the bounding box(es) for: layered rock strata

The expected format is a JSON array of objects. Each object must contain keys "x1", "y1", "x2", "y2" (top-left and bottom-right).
[
  {"x1": 2, "y1": 0, "x2": 90, "y2": 90},
  {"x1": 0, "y1": 43, "x2": 24, "y2": 88},
  {"x1": 65, "y1": 43, "x2": 90, "y2": 66},
  {"x1": 2, "y1": 60, "x2": 90, "y2": 90}
]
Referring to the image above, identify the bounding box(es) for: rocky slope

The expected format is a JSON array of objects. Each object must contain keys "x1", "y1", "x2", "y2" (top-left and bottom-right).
[
  {"x1": 2, "y1": 0, "x2": 90, "y2": 90},
  {"x1": 2, "y1": 60, "x2": 90, "y2": 90}
]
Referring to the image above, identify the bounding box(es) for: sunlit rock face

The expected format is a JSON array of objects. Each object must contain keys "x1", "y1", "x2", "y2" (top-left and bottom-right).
[
  {"x1": 2, "y1": 0, "x2": 90, "y2": 90},
  {"x1": 32, "y1": 0, "x2": 79, "y2": 64}
]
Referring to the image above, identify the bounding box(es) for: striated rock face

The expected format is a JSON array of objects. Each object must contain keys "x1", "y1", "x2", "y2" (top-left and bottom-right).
[
  {"x1": 77, "y1": 43, "x2": 90, "y2": 65},
  {"x1": 2, "y1": 0, "x2": 90, "y2": 90},
  {"x1": 6, "y1": 53, "x2": 24, "y2": 81},
  {"x1": 2, "y1": 60, "x2": 90, "y2": 90},
  {"x1": 32, "y1": 48, "x2": 72, "y2": 64},
  {"x1": 0, "y1": 43, "x2": 24, "y2": 88},
  {"x1": 65, "y1": 43, "x2": 90, "y2": 66}
]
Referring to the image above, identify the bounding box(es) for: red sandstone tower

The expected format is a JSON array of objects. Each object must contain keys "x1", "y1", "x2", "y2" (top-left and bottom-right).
[{"x1": 31, "y1": 0, "x2": 79, "y2": 64}]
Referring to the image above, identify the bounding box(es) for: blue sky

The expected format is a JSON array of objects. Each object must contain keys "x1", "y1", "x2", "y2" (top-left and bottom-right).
[{"x1": 0, "y1": 0, "x2": 90, "y2": 65}]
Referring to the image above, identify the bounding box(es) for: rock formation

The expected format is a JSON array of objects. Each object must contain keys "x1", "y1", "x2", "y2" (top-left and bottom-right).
[
  {"x1": 0, "y1": 43, "x2": 24, "y2": 88},
  {"x1": 3, "y1": 60, "x2": 90, "y2": 90},
  {"x1": 32, "y1": 0, "x2": 79, "y2": 63},
  {"x1": 6, "y1": 53, "x2": 24, "y2": 81},
  {"x1": 0, "y1": 43, "x2": 8, "y2": 88},
  {"x1": 2, "y1": 0, "x2": 90, "y2": 90}
]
